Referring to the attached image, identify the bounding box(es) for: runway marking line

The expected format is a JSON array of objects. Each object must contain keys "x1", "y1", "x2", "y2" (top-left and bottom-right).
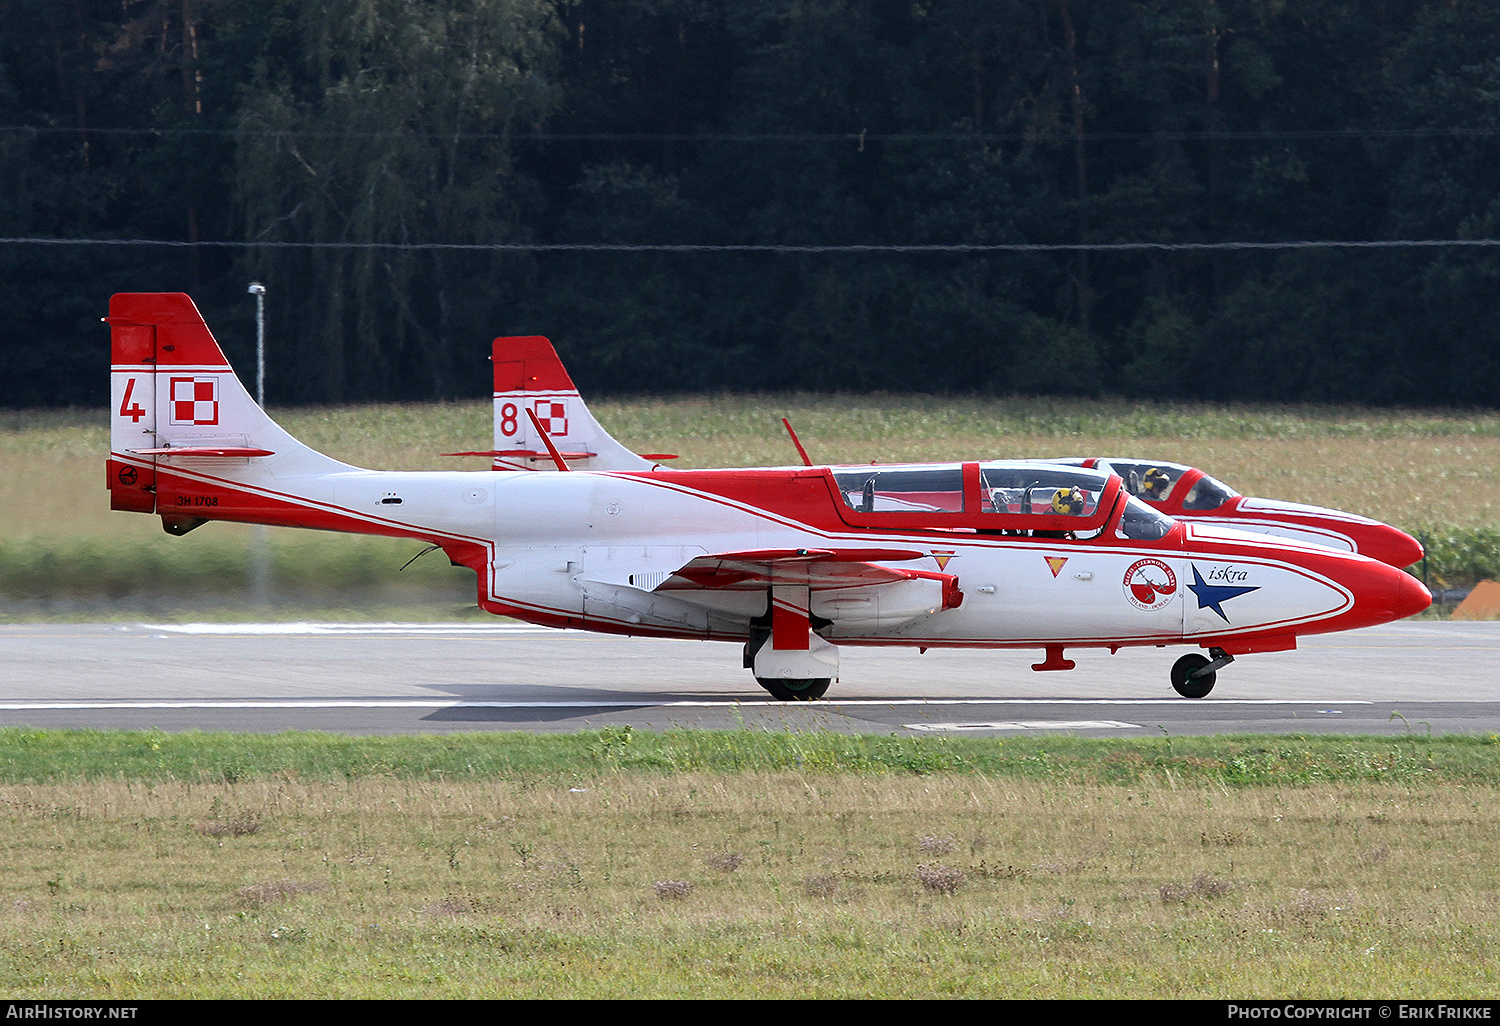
[
  {"x1": 0, "y1": 698, "x2": 1376, "y2": 711},
  {"x1": 112, "y1": 623, "x2": 1500, "y2": 652},
  {"x1": 907, "y1": 720, "x2": 1143, "y2": 732},
  {"x1": 141, "y1": 623, "x2": 583, "y2": 636}
]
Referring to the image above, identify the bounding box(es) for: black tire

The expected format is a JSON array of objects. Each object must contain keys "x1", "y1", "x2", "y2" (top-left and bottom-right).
[
  {"x1": 756, "y1": 677, "x2": 832, "y2": 702},
  {"x1": 1171, "y1": 654, "x2": 1215, "y2": 698}
]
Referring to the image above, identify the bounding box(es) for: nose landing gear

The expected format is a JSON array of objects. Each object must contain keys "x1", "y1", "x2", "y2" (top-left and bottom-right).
[{"x1": 1171, "y1": 647, "x2": 1234, "y2": 698}]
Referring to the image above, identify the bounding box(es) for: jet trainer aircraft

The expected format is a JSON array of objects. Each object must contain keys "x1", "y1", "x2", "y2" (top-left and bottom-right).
[{"x1": 107, "y1": 293, "x2": 1431, "y2": 700}]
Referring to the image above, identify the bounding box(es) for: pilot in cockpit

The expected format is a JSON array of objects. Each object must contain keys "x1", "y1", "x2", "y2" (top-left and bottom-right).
[
  {"x1": 1050, "y1": 487, "x2": 1085, "y2": 516},
  {"x1": 1141, "y1": 467, "x2": 1172, "y2": 501},
  {"x1": 1035, "y1": 487, "x2": 1085, "y2": 539}
]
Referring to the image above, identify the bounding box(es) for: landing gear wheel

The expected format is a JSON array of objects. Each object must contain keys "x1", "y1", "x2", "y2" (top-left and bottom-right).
[
  {"x1": 1171, "y1": 654, "x2": 1215, "y2": 698},
  {"x1": 756, "y1": 677, "x2": 831, "y2": 702}
]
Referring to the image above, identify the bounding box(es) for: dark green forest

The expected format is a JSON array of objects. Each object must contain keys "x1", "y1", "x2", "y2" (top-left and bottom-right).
[{"x1": 4, "y1": 0, "x2": 1500, "y2": 408}]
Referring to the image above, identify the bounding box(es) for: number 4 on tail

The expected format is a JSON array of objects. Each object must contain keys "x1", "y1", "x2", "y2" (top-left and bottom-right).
[{"x1": 119, "y1": 378, "x2": 146, "y2": 423}]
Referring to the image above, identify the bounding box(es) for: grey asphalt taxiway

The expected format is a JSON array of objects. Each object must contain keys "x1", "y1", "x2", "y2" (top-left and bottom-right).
[{"x1": 0, "y1": 620, "x2": 1495, "y2": 736}]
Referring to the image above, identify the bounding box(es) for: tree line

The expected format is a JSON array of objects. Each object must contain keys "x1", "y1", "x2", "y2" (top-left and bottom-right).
[{"x1": 3, "y1": 0, "x2": 1499, "y2": 408}]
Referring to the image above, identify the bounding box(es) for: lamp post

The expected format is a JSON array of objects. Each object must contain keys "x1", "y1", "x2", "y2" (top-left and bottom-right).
[
  {"x1": 247, "y1": 282, "x2": 270, "y2": 607},
  {"x1": 247, "y1": 282, "x2": 266, "y2": 406}
]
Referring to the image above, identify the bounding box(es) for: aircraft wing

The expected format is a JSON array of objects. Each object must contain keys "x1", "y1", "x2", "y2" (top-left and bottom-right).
[
  {"x1": 652, "y1": 547, "x2": 964, "y2": 628},
  {"x1": 659, "y1": 547, "x2": 957, "y2": 596}
]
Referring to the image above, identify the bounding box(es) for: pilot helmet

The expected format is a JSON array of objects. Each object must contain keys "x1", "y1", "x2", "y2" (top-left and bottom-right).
[
  {"x1": 1051, "y1": 487, "x2": 1084, "y2": 515},
  {"x1": 1143, "y1": 467, "x2": 1171, "y2": 495}
]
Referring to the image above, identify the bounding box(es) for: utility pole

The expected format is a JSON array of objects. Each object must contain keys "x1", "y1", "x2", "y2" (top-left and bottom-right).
[{"x1": 247, "y1": 282, "x2": 270, "y2": 609}]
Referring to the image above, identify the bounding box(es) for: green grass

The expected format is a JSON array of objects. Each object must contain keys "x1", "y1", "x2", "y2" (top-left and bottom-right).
[
  {"x1": 1415, "y1": 526, "x2": 1500, "y2": 591},
  {"x1": 0, "y1": 533, "x2": 470, "y2": 607},
  {"x1": 0, "y1": 727, "x2": 1494, "y2": 788}
]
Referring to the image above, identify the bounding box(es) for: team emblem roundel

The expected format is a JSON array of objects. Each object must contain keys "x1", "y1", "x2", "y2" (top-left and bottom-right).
[{"x1": 1123, "y1": 558, "x2": 1177, "y2": 610}]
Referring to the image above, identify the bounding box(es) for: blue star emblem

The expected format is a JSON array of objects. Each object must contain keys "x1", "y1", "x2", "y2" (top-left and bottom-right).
[{"x1": 1187, "y1": 566, "x2": 1259, "y2": 623}]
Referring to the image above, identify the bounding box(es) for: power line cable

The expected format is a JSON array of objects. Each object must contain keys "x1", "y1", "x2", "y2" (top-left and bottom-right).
[
  {"x1": 3, "y1": 237, "x2": 1500, "y2": 252},
  {"x1": 2, "y1": 124, "x2": 1498, "y2": 143}
]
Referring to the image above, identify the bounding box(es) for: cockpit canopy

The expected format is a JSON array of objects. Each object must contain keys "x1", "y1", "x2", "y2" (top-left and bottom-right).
[
  {"x1": 827, "y1": 461, "x2": 1175, "y2": 541},
  {"x1": 833, "y1": 465, "x2": 965, "y2": 514},
  {"x1": 1042, "y1": 458, "x2": 1241, "y2": 512}
]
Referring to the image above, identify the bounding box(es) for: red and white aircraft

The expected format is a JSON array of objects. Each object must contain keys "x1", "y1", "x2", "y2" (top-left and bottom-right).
[{"x1": 107, "y1": 293, "x2": 1431, "y2": 700}]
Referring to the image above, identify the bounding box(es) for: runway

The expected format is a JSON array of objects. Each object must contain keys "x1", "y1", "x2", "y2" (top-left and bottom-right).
[{"x1": 0, "y1": 620, "x2": 1495, "y2": 736}]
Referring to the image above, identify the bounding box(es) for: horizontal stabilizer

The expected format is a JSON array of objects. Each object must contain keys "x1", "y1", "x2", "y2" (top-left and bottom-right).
[
  {"x1": 130, "y1": 446, "x2": 275, "y2": 458},
  {"x1": 444, "y1": 449, "x2": 598, "y2": 461}
]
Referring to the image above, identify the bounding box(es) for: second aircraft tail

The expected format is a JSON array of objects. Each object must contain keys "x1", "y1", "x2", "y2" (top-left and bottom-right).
[{"x1": 488, "y1": 336, "x2": 668, "y2": 472}]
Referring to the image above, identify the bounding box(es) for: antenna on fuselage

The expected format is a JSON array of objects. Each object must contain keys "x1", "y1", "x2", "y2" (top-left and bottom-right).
[
  {"x1": 398, "y1": 544, "x2": 442, "y2": 572},
  {"x1": 781, "y1": 418, "x2": 813, "y2": 467},
  {"x1": 527, "y1": 408, "x2": 572, "y2": 472}
]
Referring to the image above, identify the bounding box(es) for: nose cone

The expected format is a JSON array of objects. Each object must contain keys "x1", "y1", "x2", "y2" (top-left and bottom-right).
[
  {"x1": 1353, "y1": 562, "x2": 1432, "y2": 626},
  {"x1": 1359, "y1": 527, "x2": 1425, "y2": 569}
]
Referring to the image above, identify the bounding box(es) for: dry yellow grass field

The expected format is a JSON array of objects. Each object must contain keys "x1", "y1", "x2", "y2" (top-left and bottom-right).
[{"x1": 2, "y1": 771, "x2": 1495, "y2": 998}]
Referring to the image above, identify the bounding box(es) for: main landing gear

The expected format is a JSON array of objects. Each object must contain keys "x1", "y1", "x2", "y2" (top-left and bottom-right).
[
  {"x1": 756, "y1": 677, "x2": 832, "y2": 702},
  {"x1": 745, "y1": 625, "x2": 834, "y2": 702},
  {"x1": 1171, "y1": 647, "x2": 1234, "y2": 698},
  {"x1": 744, "y1": 590, "x2": 839, "y2": 702}
]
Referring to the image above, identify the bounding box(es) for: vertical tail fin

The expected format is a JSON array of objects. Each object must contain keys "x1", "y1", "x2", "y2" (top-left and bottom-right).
[
  {"x1": 107, "y1": 292, "x2": 347, "y2": 522},
  {"x1": 490, "y1": 336, "x2": 659, "y2": 472}
]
